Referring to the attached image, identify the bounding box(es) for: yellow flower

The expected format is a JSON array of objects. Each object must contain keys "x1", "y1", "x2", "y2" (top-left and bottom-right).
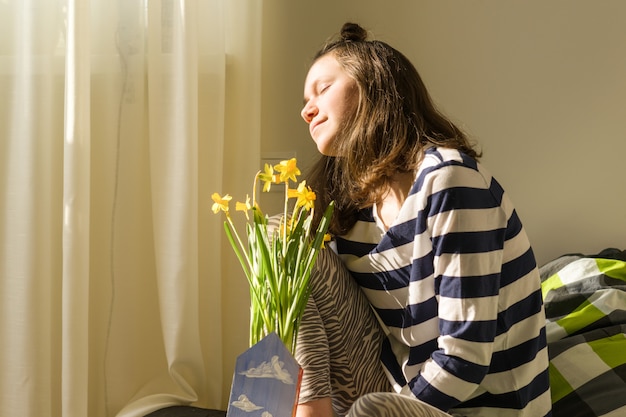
[
  {"x1": 236, "y1": 195, "x2": 252, "y2": 220},
  {"x1": 321, "y1": 233, "x2": 332, "y2": 249},
  {"x1": 274, "y1": 158, "x2": 301, "y2": 184},
  {"x1": 288, "y1": 180, "x2": 316, "y2": 210},
  {"x1": 211, "y1": 193, "x2": 232, "y2": 214},
  {"x1": 210, "y1": 156, "x2": 334, "y2": 354},
  {"x1": 258, "y1": 163, "x2": 279, "y2": 192}
]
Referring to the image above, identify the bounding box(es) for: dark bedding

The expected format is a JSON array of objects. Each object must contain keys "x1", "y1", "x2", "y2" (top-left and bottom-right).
[{"x1": 540, "y1": 248, "x2": 626, "y2": 417}]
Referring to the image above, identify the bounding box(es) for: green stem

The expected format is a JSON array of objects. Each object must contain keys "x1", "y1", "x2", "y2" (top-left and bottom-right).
[
  {"x1": 225, "y1": 215, "x2": 252, "y2": 272},
  {"x1": 282, "y1": 181, "x2": 289, "y2": 257}
]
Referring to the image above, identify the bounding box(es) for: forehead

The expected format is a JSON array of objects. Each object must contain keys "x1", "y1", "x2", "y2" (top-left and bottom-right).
[{"x1": 304, "y1": 54, "x2": 346, "y2": 86}]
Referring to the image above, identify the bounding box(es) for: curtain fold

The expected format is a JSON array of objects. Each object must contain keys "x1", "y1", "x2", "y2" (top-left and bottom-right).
[
  {"x1": 63, "y1": 0, "x2": 92, "y2": 415},
  {"x1": 0, "y1": 0, "x2": 261, "y2": 416}
]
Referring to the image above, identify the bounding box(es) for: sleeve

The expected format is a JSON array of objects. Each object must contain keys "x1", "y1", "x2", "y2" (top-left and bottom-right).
[{"x1": 410, "y1": 161, "x2": 508, "y2": 411}]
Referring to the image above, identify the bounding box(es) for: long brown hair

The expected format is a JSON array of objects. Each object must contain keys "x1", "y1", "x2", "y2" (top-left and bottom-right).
[{"x1": 307, "y1": 22, "x2": 480, "y2": 235}]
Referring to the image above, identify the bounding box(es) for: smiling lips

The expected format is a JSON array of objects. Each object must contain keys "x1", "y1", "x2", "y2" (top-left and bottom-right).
[{"x1": 309, "y1": 119, "x2": 325, "y2": 136}]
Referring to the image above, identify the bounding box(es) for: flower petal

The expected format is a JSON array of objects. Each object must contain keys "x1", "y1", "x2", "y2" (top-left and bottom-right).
[
  {"x1": 274, "y1": 158, "x2": 301, "y2": 183},
  {"x1": 211, "y1": 193, "x2": 232, "y2": 213}
]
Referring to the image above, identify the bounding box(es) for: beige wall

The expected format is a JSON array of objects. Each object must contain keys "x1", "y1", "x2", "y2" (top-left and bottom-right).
[{"x1": 261, "y1": 0, "x2": 626, "y2": 266}]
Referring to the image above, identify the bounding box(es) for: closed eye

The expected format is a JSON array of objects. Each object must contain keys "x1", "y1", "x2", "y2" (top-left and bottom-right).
[{"x1": 302, "y1": 81, "x2": 332, "y2": 106}]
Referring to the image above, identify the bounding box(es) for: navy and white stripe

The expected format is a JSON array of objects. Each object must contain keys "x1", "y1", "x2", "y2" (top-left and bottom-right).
[{"x1": 336, "y1": 147, "x2": 552, "y2": 417}]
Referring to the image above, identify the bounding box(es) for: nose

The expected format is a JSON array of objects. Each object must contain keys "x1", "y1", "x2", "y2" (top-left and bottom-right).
[{"x1": 301, "y1": 100, "x2": 317, "y2": 124}]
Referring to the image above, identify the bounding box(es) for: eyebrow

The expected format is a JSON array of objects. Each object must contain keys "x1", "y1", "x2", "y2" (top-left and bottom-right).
[{"x1": 302, "y1": 77, "x2": 329, "y2": 106}]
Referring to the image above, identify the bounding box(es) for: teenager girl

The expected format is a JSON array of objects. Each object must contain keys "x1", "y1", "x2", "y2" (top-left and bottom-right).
[{"x1": 294, "y1": 23, "x2": 552, "y2": 417}]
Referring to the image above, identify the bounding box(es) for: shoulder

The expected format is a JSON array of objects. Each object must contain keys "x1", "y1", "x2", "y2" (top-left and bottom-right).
[
  {"x1": 422, "y1": 146, "x2": 480, "y2": 172},
  {"x1": 414, "y1": 147, "x2": 492, "y2": 193}
]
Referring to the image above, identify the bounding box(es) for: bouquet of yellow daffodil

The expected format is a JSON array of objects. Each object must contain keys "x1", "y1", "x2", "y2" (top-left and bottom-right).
[{"x1": 212, "y1": 158, "x2": 334, "y2": 354}]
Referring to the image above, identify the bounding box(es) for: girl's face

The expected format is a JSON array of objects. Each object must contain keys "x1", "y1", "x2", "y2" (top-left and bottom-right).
[{"x1": 301, "y1": 54, "x2": 358, "y2": 156}]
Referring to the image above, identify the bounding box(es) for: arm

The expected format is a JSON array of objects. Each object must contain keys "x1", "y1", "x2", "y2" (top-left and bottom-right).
[{"x1": 411, "y1": 161, "x2": 507, "y2": 410}]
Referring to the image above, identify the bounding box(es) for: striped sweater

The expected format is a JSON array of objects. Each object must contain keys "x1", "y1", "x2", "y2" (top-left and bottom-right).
[{"x1": 336, "y1": 147, "x2": 552, "y2": 417}]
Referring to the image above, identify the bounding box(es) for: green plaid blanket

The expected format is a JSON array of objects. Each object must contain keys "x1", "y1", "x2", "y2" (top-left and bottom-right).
[{"x1": 541, "y1": 257, "x2": 626, "y2": 417}]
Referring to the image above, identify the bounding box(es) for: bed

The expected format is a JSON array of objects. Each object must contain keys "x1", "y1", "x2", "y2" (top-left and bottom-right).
[
  {"x1": 146, "y1": 248, "x2": 626, "y2": 417},
  {"x1": 539, "y1": 248, "x2": 626, "y2": 417}
]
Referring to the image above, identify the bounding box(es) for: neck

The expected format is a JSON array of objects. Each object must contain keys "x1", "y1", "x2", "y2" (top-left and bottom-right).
[
  {"x1": 376, "y1": 171, "x2": 414, "y2": 229},
  {"x1": 385, "y1": 171, "x2": 414, "y2": 200}
]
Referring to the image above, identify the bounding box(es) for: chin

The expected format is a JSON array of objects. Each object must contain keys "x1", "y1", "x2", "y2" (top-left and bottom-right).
[
  {"x1": 315, "y1": 143, "x2": 332, "y2": 156},
  {"x1": 313, "y1": 139, "x2": 336, "y2": 156},
  {"x1": 318, "y1": 149, "x2": 338, "y2": 157}
]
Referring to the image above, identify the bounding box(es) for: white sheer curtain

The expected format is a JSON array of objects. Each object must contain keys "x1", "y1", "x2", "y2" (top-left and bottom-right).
[{"x1": 0, "y1": 0, "x2": 261, "y2": 416}]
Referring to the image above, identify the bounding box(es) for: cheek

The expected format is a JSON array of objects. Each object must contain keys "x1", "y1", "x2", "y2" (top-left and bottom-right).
[{"x1": 337, "y1": 92, "x2": 359, "y2": 125}]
